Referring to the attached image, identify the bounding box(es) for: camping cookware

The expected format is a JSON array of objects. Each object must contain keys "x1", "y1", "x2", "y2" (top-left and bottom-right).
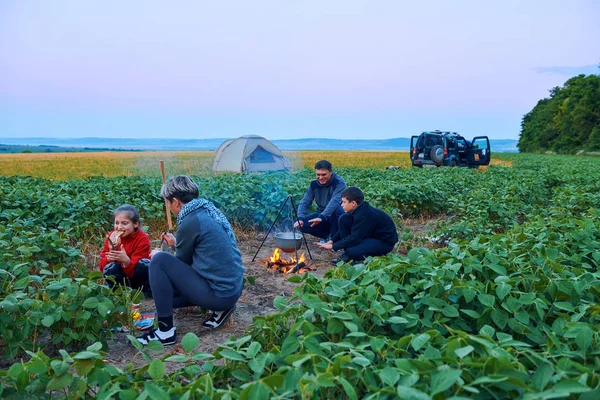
[{"x1": 275, "y1": 232, "x2": 303, "y2": 253}]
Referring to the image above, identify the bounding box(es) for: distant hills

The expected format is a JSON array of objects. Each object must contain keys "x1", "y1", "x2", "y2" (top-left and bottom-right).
[{"x1": 0, "y1": 137, "x2": 519, "y2": 153}]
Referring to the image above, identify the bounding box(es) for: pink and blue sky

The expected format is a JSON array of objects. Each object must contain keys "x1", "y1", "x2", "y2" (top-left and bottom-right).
[{"x1": 1, "y1": 0, "x2": 598, "y2": 141}]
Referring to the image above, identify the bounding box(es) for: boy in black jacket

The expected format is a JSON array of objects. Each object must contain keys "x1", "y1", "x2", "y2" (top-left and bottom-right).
[{"x1": 316, "y1": 186, "x2": 398, "y2": 264}]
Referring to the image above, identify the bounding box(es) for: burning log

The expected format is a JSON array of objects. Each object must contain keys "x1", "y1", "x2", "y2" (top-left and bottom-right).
[{"x1": 266, "y1": 248, "x2": 313, "y2": 274}]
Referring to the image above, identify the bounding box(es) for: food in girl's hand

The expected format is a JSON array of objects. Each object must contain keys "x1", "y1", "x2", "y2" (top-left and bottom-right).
[{"x1": 108, "y1": 230, "x2": 124, "y2": 250}]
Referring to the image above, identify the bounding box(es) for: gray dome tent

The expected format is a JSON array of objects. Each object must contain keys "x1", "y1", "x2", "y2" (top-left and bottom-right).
[{"x1": 212, "y1": 135, "x2": 292, "y2": 173}]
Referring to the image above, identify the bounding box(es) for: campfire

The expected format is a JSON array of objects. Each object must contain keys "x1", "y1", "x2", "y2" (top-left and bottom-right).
[{"x1": 266, "y1": 248, "x2": 314, "y2": 274}]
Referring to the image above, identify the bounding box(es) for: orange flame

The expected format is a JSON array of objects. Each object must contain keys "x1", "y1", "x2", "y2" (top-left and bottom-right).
[{"x1": 269, "y1": 248, "x2": 281, "y2": 263}]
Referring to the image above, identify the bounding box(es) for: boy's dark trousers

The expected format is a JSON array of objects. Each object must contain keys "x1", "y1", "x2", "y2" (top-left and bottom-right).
[
  {"x1": 298, "y1": 206, "x2": 344, "y2": 239},
  {"x1": 337, "y1": 214, "x2": 395, "y2": 261},
  {"x1": 103, "y1": 258, "x2": 151, "y2": 293}
]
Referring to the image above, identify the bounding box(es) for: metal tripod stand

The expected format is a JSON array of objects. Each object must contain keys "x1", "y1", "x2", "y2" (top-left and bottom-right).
[{"x1": 251, "y1": 195, "x2": 313, "y2": 262}]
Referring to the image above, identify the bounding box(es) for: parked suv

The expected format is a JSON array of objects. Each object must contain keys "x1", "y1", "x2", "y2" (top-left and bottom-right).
[{"x1": 410, "y1": 130, "x2": 491, "y2": 168}]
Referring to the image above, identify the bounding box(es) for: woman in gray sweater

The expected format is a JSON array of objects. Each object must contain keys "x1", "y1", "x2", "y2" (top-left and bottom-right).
[{"x1": 137, "y1": 176, "x2": 245, "y2": 346}]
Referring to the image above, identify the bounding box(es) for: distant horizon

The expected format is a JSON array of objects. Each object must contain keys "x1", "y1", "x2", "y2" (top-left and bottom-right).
[{"x1": 0, "y1": 135, "x2": 519, "y2": 152}]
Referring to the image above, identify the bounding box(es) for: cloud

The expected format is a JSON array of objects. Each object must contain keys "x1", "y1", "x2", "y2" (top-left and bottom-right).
[{"x1": 533, "y1": 65, "x2": 599, "y2": 76}]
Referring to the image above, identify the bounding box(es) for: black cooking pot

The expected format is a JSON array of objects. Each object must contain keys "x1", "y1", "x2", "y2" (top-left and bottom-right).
[{"x1": 275, "y1": 232, "x2": 302, "y2": 253}]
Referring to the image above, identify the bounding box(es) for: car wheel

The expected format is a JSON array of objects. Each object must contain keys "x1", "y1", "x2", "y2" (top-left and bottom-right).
[
  {"x1": 430, "y1": 145, "x2": 443, "y2": 163},
  {"x1": 449, "y1": 160, "x2": 457, "y2": 167}
]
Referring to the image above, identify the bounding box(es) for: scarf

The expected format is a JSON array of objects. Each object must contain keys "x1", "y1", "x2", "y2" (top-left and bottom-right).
[{"x1": 177, "y1": 198, "x2": 236, "y2": 245}]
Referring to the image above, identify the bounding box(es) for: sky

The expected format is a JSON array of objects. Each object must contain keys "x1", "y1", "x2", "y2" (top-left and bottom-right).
[{"x1": 1, "y1": 0, "x2": 599, "y2": 141}]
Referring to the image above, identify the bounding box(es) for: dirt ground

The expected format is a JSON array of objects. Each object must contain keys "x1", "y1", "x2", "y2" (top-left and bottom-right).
[
  {"x1": 101, "y1": 218, "x2": 440, "y2": 369},
  {"x1": 102, "y1": 230, "x2": 337, "y2": 368}
]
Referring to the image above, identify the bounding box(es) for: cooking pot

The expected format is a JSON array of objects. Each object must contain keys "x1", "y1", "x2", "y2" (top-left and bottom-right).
[{"x1": 275, "y1": 232, "x2": 303, "y2": 253}]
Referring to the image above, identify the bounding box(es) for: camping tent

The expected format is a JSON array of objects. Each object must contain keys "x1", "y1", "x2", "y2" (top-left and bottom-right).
[{"x1": 212, "y1": 135, "x2": 292, "y2": 173}]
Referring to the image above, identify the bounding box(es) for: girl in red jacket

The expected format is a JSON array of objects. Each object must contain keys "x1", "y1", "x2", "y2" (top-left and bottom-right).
[{"x1": 99, "y1": 205, "x2": 151, "y2": 293}]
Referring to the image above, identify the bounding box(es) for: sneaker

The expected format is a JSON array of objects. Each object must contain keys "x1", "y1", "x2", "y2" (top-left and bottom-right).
[
  {"x1": 136, "y1": 327, "x2": 177, "y2": 346},
  {"x1": 202, "y1": 307, "x2": 235, "y2": 329}
]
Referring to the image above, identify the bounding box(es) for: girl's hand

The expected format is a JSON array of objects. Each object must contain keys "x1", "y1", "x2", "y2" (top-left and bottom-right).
[
  {"x1": 161, "y1": 232, "x2": 176, "y2": 246},
  {"x1": 106, "y1": 245, "x2": 130, "y2": 265}
]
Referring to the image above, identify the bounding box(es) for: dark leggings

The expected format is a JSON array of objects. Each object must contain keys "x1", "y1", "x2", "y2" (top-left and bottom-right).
[
  {"x1": 338, "y1": 214, "x2": 395, "y2": 261},
  {"x1": 103, "y1": 259, "x2": 150, "y2": 291},
  {"x1": 149, "y1": 252, "x2": 241, "y2": 319}
]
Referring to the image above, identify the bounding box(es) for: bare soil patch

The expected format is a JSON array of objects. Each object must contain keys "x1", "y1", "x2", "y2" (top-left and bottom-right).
[{"x1": 103, "y1": 231, "x2": 336, "y2": 369}]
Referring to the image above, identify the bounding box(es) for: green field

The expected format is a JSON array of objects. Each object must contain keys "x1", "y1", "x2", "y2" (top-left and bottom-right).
[{"x1": 1, "y1": 152, "x2": 599, "y2": 398}]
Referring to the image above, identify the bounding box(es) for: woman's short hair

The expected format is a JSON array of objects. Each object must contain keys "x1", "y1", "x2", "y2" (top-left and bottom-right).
[
  {"x1": 160, "y1": 175, "x2": 199, "y2": 204},
  {"x1": 341, "y1": 186, "x2": 364, "y2": 205},
  {"x1": 114, "y1": 204, "x2": 141, "y2": 230}
]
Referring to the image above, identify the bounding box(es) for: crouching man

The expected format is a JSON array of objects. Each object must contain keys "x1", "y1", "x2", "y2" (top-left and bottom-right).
[{"x1": 315, "y1": 186, "x2": 398, "y2": 264}]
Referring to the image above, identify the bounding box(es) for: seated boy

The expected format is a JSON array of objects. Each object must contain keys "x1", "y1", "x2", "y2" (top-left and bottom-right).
[{"x1": 315, "y1": 186, "x2": 398, "y2": 264}]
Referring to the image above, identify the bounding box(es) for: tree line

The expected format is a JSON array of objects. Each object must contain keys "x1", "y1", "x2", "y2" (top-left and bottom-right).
[{"x1": 518, "y1": 71, "x2": 600, "y2": 153}]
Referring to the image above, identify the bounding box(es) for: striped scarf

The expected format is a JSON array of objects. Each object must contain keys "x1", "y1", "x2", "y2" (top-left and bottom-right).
[{"x1": 177, "y1": 198, "x2": 236, "y2": 245}]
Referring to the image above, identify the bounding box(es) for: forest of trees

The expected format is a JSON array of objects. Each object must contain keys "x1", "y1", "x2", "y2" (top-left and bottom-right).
[{"x1": 518, "y1": 71, "x2": 600, "y2": 153}]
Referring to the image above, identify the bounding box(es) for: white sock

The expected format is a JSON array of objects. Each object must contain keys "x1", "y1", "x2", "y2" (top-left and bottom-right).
[{"x1": 156, "y1": 327, "x2": 175, "y2": 338}]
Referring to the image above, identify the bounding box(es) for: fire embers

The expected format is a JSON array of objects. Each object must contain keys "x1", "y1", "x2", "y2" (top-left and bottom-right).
[{"x1": 267, "y1": 248, "x2": 314, "y2": 274}]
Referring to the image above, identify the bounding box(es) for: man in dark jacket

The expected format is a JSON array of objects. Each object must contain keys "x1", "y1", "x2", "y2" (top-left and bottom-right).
[
  {"x1": 316, "y1": 186, "x2": 398, "y2": 264},
  {"x1": 295, "y1": 160, "x2": 346, "y2": 240}
]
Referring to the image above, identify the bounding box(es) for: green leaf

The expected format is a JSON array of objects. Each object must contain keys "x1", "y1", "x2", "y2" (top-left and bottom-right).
[
  {"x1": 87, "y1": 342, "x2": 103, "y2": 352},
  {"x1": 454, "y1": 345, "x2": 474, "y2": 358},
  {"x1": 531, "y1": 363, "x2": 553, "y2": 392},
  {"x1": 26, "y1": 358, "x2": 48, "y2": 374},
  {"x1": 41, "y1": 315, "x2": 55, "y2": 327},
  {"x1": 246, "y1": 341, "x2": 262, "y2": 358},
  {"x1": 430, "y1": 369, "x2": 462, "y2": 396},
  {"x1": 334, "y1": 311, "x2": 354, "y2": 320},
  {"x1": 143, "y1": 382, "x2": 171, "y2": 400},
  {"x1": 73, "y1": 351, "x2": 102, "y2": 360},
  {"x1": 410, "y1": 334, "x2": 430, "y2": 351},
  {"x1": 148, "y1": 359, "x2": 165, "y2": 380},
  {"x1": 164, "y1": 355, "x2": 190, "y2": 362},
  {"x1": 495, "y1": 284, "x2": 511, "y2": 300},
  {"x1": 82, "y1": 297, "x2": 99, "y2": 309},
  {"x1": 273, "y1": 295, "x2": 288, "y2": 310},
  {"x1": 441, "y1": 305, "x2": 459, "y2": 318},
  {"x1": 181, "y1": 333, "x2": 199, "y2": 352},
  {"x1": 575, "y1": 326, "x2": 593, "y2": 351},
  {"x1": 232, "y1": 369, "x2": 251, "y2": 382},
  {"x1": 479, "y1": 325, "x2": 495, "y2": 338},
  {"x1": 245, "y1": 381, "x2": 270, "y2": 400},
  {"x1": 491, "y1": 309, "x2": 508, "y2": 329},
  {"x1": 396, "y1": 385, "x2": 432, "y2": 400},
  {"x1": 352, "y1": 356, "x2": 371, "y2": 367},
  {"x1": 146, "y1": 340, "x2": 164, "y2": 352},
  {"x1": 339, "y1": 377, "x2": 358, "y2": 400},
  {"x1": 288, "y1": 274, "x2": 302, "y2": 283},
  {"x1": 461, "y1": 309, "x2": 481, "y2": 319},
  {"x1": 220, "y1": 349, "x2": 246, "y2": 361},
  {"x1": 316, "y1": 372, "x2": 336, "y2": 387},
  {"x1": 46, "y1": 373, "x2": 73, "y2": 391},
  {"x1": 379, "y1": 366, "x2": 400, "y2": 386},
  {"x1": 388, "y1": 316, "x2": 409, "y2": 324},
  {"x1": 478, "y1": 294, "x2": 495, "y2": 307}
]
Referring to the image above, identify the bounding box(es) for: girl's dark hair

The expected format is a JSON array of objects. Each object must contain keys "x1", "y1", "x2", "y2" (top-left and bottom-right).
[
  {"x1": 114, "y1": 204, "x2": 141, "y2": 230},
  {"x1": 341, "y1": 186, "x2": 364, "y2": 205}
]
